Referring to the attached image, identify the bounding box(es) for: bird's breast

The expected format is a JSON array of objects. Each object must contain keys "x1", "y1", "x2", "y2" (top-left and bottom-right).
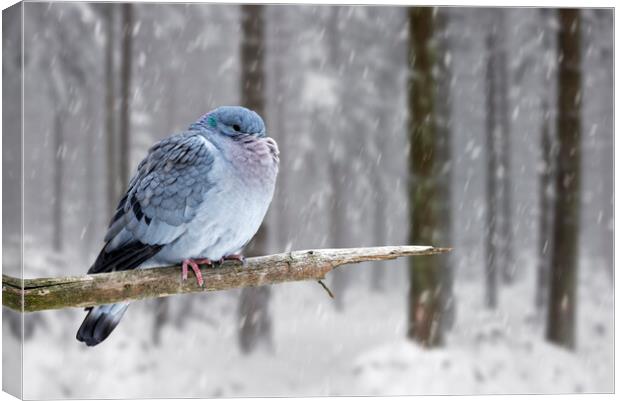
[
  {"x1": 177, "y1": 138, "x2": 278, "y2": 260},
  {"x1": 222, "y1": 136, "x2": 277, "y2": 187}
]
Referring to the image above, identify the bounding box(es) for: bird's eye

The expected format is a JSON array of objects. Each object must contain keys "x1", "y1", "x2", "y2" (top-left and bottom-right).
[{"x1": 232, "y1": 124, "x2": 241, "y2": 132}]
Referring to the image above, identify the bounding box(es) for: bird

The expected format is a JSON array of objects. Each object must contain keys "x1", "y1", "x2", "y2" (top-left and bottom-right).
[{"x1": 76, "y1": 106, "x2": 279, "y2": 346}]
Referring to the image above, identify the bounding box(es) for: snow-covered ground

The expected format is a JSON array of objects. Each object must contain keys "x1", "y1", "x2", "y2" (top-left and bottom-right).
[
  {"x1": 13, "y1": 255, "x2": 613, "y2": 398},
  {"x1": 345, "y1": 259, "x2": 613, "y2": 395}
]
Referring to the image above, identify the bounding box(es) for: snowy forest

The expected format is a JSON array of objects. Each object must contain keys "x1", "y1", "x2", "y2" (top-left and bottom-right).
[{"x1": 2, "y1": 3, "x2": 613, "y2": 398}]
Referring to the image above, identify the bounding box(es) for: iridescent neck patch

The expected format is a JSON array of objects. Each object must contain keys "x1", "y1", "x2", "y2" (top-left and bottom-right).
[{"x1": 207, "y1": 116, "x2": 217, "y2": 128}]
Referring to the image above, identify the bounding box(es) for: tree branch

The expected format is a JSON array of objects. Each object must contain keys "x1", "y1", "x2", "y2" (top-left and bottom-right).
[{"x1": 2, "y1": 246, "x2": 450, "y2": 312}]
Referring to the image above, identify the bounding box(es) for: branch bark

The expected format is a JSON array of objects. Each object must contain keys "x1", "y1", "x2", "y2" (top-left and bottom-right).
[{"x1": 2, "y1": 246, "x2": 449, "y2": 313}]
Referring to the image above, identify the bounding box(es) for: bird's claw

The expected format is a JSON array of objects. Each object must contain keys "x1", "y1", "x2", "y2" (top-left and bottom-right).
[{"x1": 182, "y1": 258, "x2": 211, "y2": 287}]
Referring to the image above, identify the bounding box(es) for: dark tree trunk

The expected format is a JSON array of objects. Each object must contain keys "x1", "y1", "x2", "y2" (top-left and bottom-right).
[
  {"x1": 237, "y1": 4, "x2": 273, "y2": 354},
  {"x1": 104, "y1": 5, "x2": 118, "y2": 215},
  {"x1": 536, "y1": 9, "x2": 555, "y2": 313},
  {"x1": 370, "y1": 159, "x2": 386, "y2": 292},
  {"x1": 536, "y1": 98, "x2": 553, "y2": 311},
  {"x1": 406, "y1": 7, "x2": 443, "y2": 347},
  {"x1": 119, "y1": 3, "x2": 133, "y2": 191},
  {"x1": 546, "y1": 9, "x2": 581, "y2": 350},
  {"x1": 239, "y1": 226, "x2": 273, "y2": 353},
  {"x1": 152, "y1": 297, "x2": 169, "y2": 346},
  {"x1": 484, "y1": 29, "x2": 499, "y2": 309},
  {"x1": 495, "y1": 12, "x2": 514, "y2": 284},
  {"x1": 240, "y1": 5, "x2": 265, "y2": 116}
]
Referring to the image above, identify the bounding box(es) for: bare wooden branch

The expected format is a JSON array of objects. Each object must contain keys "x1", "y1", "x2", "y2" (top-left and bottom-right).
[{"x1": 2, "y1": 246, "x2": 450, "y2": 312}]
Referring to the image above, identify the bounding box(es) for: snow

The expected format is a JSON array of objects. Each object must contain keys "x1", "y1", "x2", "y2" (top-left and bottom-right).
[
  {"x1": 351, "y1": 337, "x2": 592, "y2": 395},
  {"x1": 345, "y1": 257, "x2": 613, "y2": 396}
]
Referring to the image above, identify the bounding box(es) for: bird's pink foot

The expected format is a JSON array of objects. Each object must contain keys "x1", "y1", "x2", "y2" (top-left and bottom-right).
[{"x1": 181, "y1": 259, "x2": 208, "y2": 287}]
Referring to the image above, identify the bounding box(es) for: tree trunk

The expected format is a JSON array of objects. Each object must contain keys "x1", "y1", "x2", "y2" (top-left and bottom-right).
[
  {"x1": 240, "y1": 5, "x2": 265, "y2": 116},
  {"x1": 370, "y1": 162, "x2": 386, "y2": 291},
  {"x1": 546, "y1": 9, "x2": 581, "y2": 350},
  {"x1": 238, "y1": 4, "x2": 273, "y2": 354},
  {"x1": 535, "y1": 9, "x2": 556, "y2": 313},
  {"x1": 239, "y1": 224, "x2": 272, "y2": 353},
  {"x1": 119, "y1": 3, "x2": 133, "y2": 191},
  {"x1": 536, "y1": 98, "x2": 553, "y2": 311},
  {"x1": 152, "y1": 296, "x2": 169, "y2": 346},
  {"x1": 104, "y1": 5, "x2": 118, "y2": 215},
  {"x1": 495, "y1": 12, "x2": 514, "y2": 283},
  {"x1": 484, "y1": 29, "x2": 499, "y2": 309},
  {"x1": 407, "y1": 7, "x2": 443, "y2": 347}
]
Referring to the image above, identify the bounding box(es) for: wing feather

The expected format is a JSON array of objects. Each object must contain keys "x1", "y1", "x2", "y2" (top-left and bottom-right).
[{"x1": 90, "y1": 132, "x2": 215, "y2": 274}]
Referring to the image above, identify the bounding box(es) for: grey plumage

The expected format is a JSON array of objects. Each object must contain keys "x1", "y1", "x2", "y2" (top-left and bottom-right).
[
  {"x1": 104, "y1": 133, "x2": 215, "y2": 249},
  {"x1": 77, "y1": 106, "x2": 279, "y2": 346}
]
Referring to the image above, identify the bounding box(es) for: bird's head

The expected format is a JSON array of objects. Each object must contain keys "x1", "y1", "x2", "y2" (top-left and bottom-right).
[{"x1": 192, "y1": 106, "x2": 266, "y2": 138}]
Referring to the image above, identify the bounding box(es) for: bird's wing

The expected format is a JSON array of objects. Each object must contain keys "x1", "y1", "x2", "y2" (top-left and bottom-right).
[{"x1": 89, "y1": 132, "x2": 216, "y2": 274}]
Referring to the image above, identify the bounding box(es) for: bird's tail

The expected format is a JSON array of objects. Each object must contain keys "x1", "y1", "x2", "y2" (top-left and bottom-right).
[{"x1": 76, "y1": 303, "x2": 129, "y2": 346}]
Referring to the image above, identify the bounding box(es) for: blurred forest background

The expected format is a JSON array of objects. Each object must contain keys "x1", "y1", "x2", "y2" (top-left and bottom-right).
[{"x1": 2, "y1": 3, "x2": 613, "y2": 398}]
